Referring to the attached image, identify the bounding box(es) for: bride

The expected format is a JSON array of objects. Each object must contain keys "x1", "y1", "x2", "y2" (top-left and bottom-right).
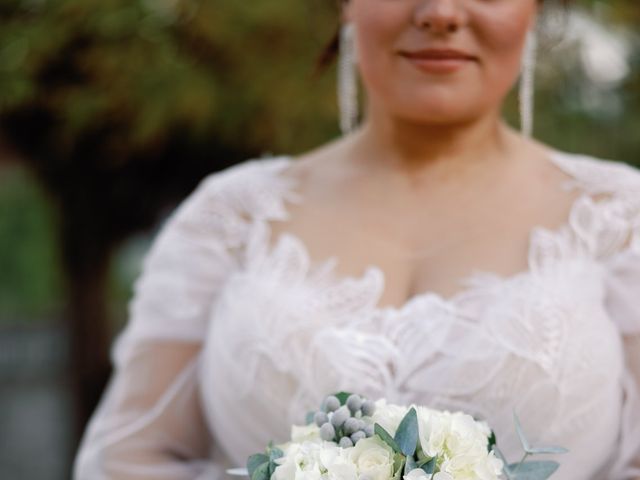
[{"x1": 74, "y1": 0, "x2": 640, "y2": 479}]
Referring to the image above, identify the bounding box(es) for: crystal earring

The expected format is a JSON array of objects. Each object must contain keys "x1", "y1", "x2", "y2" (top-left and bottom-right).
[
  {"x1": 519, "y1": 28, "x2": 538, "y2": 138},
  {"x1": 338, "y1": 22, "x2": 359, "y2": 135}
]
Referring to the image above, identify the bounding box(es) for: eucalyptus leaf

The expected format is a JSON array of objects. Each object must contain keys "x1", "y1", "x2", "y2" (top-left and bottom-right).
[
  {"x1": 247, "y1": 454, "x2": 269, "y2": 477},
  {"x1": 513, "y1": 410, "x2": 531, "y2": 453},
  {"x1": 394, "y1": 407, "x2": 419, "y2": 457},
  {"x1": 393, "y1": 455, "x2": 405, "y2": 480},
  {"x1": 419, "y1": 457, "x2": 437, "y2": 474},
  {"x1": 393, "y1": 452, "x2": 406, "y2": 475},
  {"x1": 251, "y1": 461, "x2": 271, "y2": 480},
  {"x1": 527, "y1": 445, "x2": 569, "y2": 455},
  {"x1": 375, "y1": 423, "x2": 401, "y2": 453},
  {"x1": 507, "y1": 461, "x2": 560, "y2": 480},
  {"x1": 269, "y1": 447, "x2": 284, "y2": 462},
  {"x1": 493, "y1": 447, "x2": 513, "y2": 480},
  {"x1": 403, "y1": 455, "x2": 417, "y2": 475}
]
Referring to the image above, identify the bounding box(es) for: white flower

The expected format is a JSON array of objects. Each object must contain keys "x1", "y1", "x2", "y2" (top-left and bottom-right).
[
  {"x1": 273, "y1": 441, "x2": 358, "y2": 480},
  {"x1": 403, "y1": 468, "x2": 430, "y2": 480},
  {"x1": 321, "y1": 445, "x2": 358, "y2": 480},
  {"x1": 273, "y1": 442, "x2": 323, "y2": 480},
  {"x1": 291, "y1": 423, "x2": 322, "y2": 444},
  {"x1": 414, "y1": 407, "x2": 503, "y2": 480},
  {"x1": 371, "y1": 399, "x2": 409, "y2": 437},
  {"x1": 403, "y1": 468, "x2": 452, "y2": 480},
  {"x1": 349, "y1": 436, "x2": 395, "y2": 480}
]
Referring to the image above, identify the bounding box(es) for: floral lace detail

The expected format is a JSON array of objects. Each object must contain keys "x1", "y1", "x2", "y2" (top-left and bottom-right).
[
  {"x1": 196, "y1": 151, "x2": 640, "y2": 479},
  {"x1": 235, "y1": 151, "x2": 640, "y2": 314}
]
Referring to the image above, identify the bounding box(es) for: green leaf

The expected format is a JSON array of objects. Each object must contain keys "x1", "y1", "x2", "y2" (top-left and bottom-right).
[
  {"x1": 403, "y1": 455, "x2": 417, "y2": 476},
  {"x1": 247, "y1": 453, "x2": 269, "y2": 477},
  {"x1": 269, "y1": 447, "x2": 284, "y2": 462},
  {"x1": 527, "y1": 445, "x2": 569, "y2": 455},
  {"x1": 306, "y1": 411, "x2": 315, "y2": 425},
  {"x1": 333, "y1": 391, "x2": 353, "y2": 405},
  {"x1": 488, "y1": 430, "x2": 497, "y2": 451},
  {"x1": 374, "y1": 423, "x2": 401, "y2": 454},
  {"x1": 419, "y1": 457, "x2": 437, "y2": 475},
  {"x1": 507, "y1": 461, "x2": 560, "y2": 480},
  {"x1": 250, "y1": 460, "x2": 271, "y2": 480},
  {"x1": 392, "y1": 454, "x2": 405, "y2": 480},
  {"x1": 393, "y1": 452, "x2": 405, "y2": 474},
  {"x1": 513, "y1": 410, "x2": 530, "y2": 452},
  {"x1": 394, "y1": 408, "x2": 419, "y2": 457}
]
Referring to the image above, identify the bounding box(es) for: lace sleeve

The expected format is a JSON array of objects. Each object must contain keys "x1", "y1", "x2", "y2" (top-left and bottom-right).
[
  {"x1": 73, "y1": 166, "x2": 249, "y2": 479},
  {"x1": 602, "y1": 191, "x2": 640, "y2": 479}
]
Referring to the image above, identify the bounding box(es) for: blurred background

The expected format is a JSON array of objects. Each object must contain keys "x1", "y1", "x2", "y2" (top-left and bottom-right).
[{"x1": 0, "y1": 0, "x2": 638, "y2": 478}]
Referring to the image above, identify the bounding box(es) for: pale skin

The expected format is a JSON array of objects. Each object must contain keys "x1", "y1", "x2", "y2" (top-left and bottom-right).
[{"x1": 271, "y1": 0, "x2": 582, "y2": 309}]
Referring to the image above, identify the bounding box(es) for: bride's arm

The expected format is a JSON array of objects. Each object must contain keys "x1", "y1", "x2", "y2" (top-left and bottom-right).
[
  {"x1": 623, "y1": 334, "x2": 640, "y2": 479},
  {"x1": 73, "y1": 168, "x2": 245, "y2": 479},
  {"x1": 74, "y1": 342, "x2": 217, "y2": 479},
  {"x1": 604, "y1": 245, "x2": 640, "y2": 479}
]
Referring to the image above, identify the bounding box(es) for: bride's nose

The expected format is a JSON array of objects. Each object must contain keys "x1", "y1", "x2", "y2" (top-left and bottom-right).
[{"x1": 413, "y1": 0, "x2": 465, "y2": 34}]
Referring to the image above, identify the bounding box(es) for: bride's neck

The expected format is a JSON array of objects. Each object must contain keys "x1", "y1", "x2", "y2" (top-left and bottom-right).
[{"x1": 350, "y1": 105, "x2": 518, "y2": 178}]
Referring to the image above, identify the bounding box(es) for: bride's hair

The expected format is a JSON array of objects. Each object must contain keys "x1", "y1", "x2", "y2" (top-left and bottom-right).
[{"x1": 314, "y1": 0, "x2": 573, "y2": 76}]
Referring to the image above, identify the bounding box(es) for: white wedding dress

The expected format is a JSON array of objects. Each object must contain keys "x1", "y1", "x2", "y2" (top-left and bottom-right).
[{"x1": 74, "y1": 149, "x2": 640, "y2": 480}]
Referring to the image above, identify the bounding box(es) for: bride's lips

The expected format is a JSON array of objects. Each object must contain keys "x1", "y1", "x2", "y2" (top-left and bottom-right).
[{"x1": 398, "y1": 48, "x2": 478, "y2": 74}]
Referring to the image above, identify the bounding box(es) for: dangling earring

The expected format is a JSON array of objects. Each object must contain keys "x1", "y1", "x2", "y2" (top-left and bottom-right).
[
  {"x1": 519, "y1": 28, "x2": 538, "y2": 138},
  {"x1": 338, "y1": 22, "x2": 358, "y2": 135}
]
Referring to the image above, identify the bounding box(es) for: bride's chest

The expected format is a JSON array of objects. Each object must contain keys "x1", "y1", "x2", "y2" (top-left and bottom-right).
[{"x1": 203, "y1": 242, "x2": 623, "y2": 392}]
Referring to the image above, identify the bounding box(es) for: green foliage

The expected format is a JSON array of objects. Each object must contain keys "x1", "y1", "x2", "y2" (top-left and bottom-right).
[
  {"x1": 394, "y1": 407, "x2": 419, "y2": 457},
  {"x1": 0, "y1": 166, "x2": 62, "y2": 321},
  {"x1": 374, "y1": 423, "x2": 401, "y2": 454},
  {"x1": 247, "y1": 444, "x2": 283, "y2": 480},
  {"x1": 0, "y1": 0, "x2": 340, "y2": 155}
]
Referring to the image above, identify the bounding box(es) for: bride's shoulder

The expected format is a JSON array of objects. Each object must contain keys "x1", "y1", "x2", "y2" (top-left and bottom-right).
[
  {"x1": 548, "y1": 148, "x2": 640, "y2": 197},
  {"x1": 174, "y1": 154, "x2": 297, "y2": 217}
]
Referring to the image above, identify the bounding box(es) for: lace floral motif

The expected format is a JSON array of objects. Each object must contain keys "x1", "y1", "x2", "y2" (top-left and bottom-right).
[{"x1": 196, "y1": 151, "x2": 640, "y2": 479}]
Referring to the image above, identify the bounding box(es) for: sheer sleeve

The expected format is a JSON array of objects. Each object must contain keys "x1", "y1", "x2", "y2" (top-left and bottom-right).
[
  {"x1": 73, "y1": 166, "x2": 248, "y2": 479},
  {"x1": 603, "y1": 210, "x2": 640, "y2": 479}
]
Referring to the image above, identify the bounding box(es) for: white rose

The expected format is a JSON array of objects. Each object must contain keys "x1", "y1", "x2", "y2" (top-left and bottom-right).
[
  {"x1": 291, "y1": 423, "x2": 322, "y2": 443},
  {"x1": 349, "y1": 436, "x2": 395, "y2": 480}
]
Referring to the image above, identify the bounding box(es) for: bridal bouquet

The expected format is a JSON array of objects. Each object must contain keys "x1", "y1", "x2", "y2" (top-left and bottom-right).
[{"x1": 233, "y1": 392, "x2": 566, "y2": 480}]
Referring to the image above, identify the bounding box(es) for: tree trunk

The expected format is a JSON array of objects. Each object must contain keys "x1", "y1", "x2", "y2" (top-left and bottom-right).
[{"x1": 60, "y1": 221, "x2": 114, "y2": 447}]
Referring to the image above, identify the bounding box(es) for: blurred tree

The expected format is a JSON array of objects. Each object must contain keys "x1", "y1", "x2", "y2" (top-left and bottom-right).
[{"x1": 0, "y1": 0, "x2": 339, "y2": 447}]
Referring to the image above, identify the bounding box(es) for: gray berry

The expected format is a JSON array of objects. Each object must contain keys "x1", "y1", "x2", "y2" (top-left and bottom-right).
[
  {"x1": 339, "y1": 436, "x2": 354, "y2": 448},
  {"x1": 351, "y1": 430, "x2": 367, "y2": 444},
  {"x1": 323, "y1": 395, "x2": 341, "y2": 412},
  {"x1": 343, "y1": 417, "x2": 360, "y2": 435},
  {"x1": 363, "y1": 424, "x2": 374, "y2": 437},
  {"x1": 330, "y1": 405, "x2": 350, "y2": 428},
  {"x1": 314, "y1": 411, "x2": 329, "y2": 427},
  {"x1": 320, "y1": 422, "x2": 336, "y2": 441},
  {"x1": 361, "y1": 399, "x2": 376, "y2": 417},
  {"x1": 346, "y1": 394, "x2": 363, "y2": 413}
]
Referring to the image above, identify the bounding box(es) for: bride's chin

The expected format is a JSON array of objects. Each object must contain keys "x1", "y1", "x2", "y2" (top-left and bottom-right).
[{"x1": 388, "y1": 109, "x2": 483, "y2": 128}]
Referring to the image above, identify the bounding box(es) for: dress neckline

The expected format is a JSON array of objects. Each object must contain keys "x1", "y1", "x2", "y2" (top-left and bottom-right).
[{"x1": 252, "y1": 149, "x2": 599, "y2": 315}]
